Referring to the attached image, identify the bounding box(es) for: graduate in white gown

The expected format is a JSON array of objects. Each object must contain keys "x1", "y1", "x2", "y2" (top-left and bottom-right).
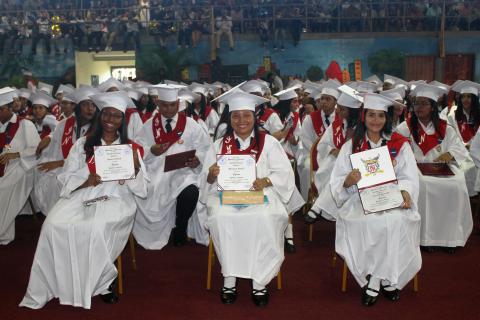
[
  {"x1": 33, "y1": 87, "x2": 99, "y2": 215},
  {"x1": 0, "y1": 88, "x2": 40, "y2": 244},
  {"x1": 20, "y1": 91, "x2": 148, "y2": 309},
  {"x1": 332, "y1": 93, "x2": 421, "y2": 307},
  {"x1": 133, "y1": 86, "x2": 212, "y2": 249},
  {"x1": 396, "y1": 84, "x2": 473, "y2": 253},
  {"x1": 305, "y1": 90, "x2": 361, "y2": 223},
  {"x1": 204, "y1": 91, "x2": 294, "y2": 307},
  {"x1": 187, "y1": 84, "x2": 220, "y2": 136}
]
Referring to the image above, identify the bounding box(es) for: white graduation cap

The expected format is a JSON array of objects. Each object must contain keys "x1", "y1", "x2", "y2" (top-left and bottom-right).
[
  {"x1": 133, "y1": 80, "x2": 152, "y2": 88},
  {"x1": 156, "y1": 86, "x2": 179, "y2": 102},
  {"x1": 31, "y1": 91, "x2": 57, "y2": 108},
  {"x1": 0, "y1": 87, "x2": 16, "y2": 106},
  {"x1": 286, "y1": 79, "x2": 304, "y2": 90},
  {"x1": 337, "y1": 92, "x2": 362, "y2": 109},
  {"x1": 412, "y1": 83, "x2": 446, "y2": 101},
  {"x1": 56, "y1": 84, "x2": 75, "y2": 96},
  {"x1": 189, "y1": 82, "x2": 209, "y2": 96},
  {"x1": 71, "y1": 87, "x2": 100, "y2": 104},
  {"x1": 380, "y1": 86, "x2": 406, "y2": 102},
  {"x1": 240, "y1": 80, "x2": 268, "y2": 95},
  {"x1": 338, "y1": 85, "x2": 364, "y2": 107},
  {"x1": 126, "y1": 88, "x2": 146, "y2": 101},
  {"x1": 62, "y1": 92, "x2": 77, "y2": 104},
  {"x1": 225, "y1": 91, "x2": 269, "y2": 112},
  {"x1": 320, "y1": 79, "x2": 341, "y2": 100},
  {"x1": 22, "y1": 70, "x2": 33, "y2": 77},
  {"x1": 18, "y1": 88, "x2": 32, "y2": 100},
  {"x1": 303, "y1": 80, "x2": 322, "y2": 94},
  {"x1": 211, "y1": 81, "x2": 247, "y2": 103},
  {"x1": 365, "y1": 74, "x2": 382, "y2": 85},
  {"x1": 408, "y1": 80, "x2": 427, "y2": 91},
  {"x1": 362, "y1": 93, "x2": 405, "y2": 112},
  {"x1": 383, "y1": 74, "x2": 409, "y2": 88},
  {"x1": 451, "y1": 80, "x2": 480, "y2": 96},
  {"x1": 98, "y1": 77, "x2": 125, "y2": 92},
  {"x1": 353, "y1": 81, "x2": 378, "y2": 93},
  {"x1": 429, "y1": 80, "x2": 451, "y2": 93},
  {"x1": 274, "y1": 87, "x2": 298, "y2": 101},
  {"x1": 148, "y1": 86, "x2": 159, "y2": 96},
  {"x1": 38, "y1": 82, "x2": 54, "y2": 96},
  {"x1": 7, "y1": 87, "x2": 19, "y2": 99},
  {"x1": 309, "y1": 87, "x2": 323, "y2": 100},
  {"x1": 122, "y1": 79, "x2": 135, "y2": 88},
  {"x1": 90, "y1": 91, "x2": 131, "y2": 114},
  {"x1": 178, "y1": 88, "x2": 200, "y2": 104}
]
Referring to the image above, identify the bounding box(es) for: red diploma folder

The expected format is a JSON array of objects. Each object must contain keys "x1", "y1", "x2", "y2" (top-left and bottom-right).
[
  {"x1": 417, "y1": 163, "x2": 454, "y2": 176},
  {"x1": 164, "y1": 150, "x2": 196, "y2": 172}
]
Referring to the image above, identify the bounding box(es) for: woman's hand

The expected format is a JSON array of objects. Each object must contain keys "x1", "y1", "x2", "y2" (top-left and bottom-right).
[
  {"x1": 252, "y1": 178, "x2": 271, "y2": 191},
  {"x1": 185, "y1": 156, "x2": 200, "y2": 168},
  {"x1": 37, "y1": 160, "x2": 64, "y2": 172},
  {"x1": 150, "y1": 143, "x2": 170, "y2": 156},
  {"x1": 36, "y1": 136, "x2": 51, "y2": 157},
  {"x1": 329, "y1": 148, "x2": 340, "y2": 158},
  {"x1": 434, "y1": 152, "x2": 454, "y2": 163},
  {"x1": 343, "y1": 169, "x2": 361, "y2": 188},
  {"x1": 400, "y1": 190, "x2": 412, "y2": 209},
  {"x1": 0, "y1": 152, "x2": 19, "y2": 165},
  {"x1": 133, "y1": 149, "x2": 140, "y2": 170},
  {"x1": 207, "y1": 163, "x2": 220, "y2": 184}
]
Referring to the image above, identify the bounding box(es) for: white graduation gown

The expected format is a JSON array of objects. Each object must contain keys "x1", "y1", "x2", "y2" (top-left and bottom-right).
[
  {"x1": 331, "y1": 138, "x2": 421, "y2": 290},
  {"x1": 0, "y1": 115, "x2": 40, "y2": 244},
  {"x1": 396, "y1": 121, "x2": 473, "y2": 247},
  {"x1": 19, "y1": 137, "x2": 148, "y2": 309},
  {"x1": 127, "y1": 111, "x2": 144, "y2": 142},
  {"x1": 204, "y1": 134, "x2": 294, "y2": 286},
  {"x1": 446, "y1": 108, "x2": 478, "y2": 196},
  {"x1": 196, "y1": 108, "x2": 220, "y2": 136},
  {"x1": 133, "y1": 116, "x2": 212, "y2": 249}
]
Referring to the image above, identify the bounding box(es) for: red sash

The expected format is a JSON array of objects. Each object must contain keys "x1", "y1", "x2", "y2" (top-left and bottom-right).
[
  {"x1": 0, "y1": 117, "x2": 23, "y2": 177},
  {"x1": 220, "y1": 131, "x2": 266, "y2": 163},
  {"x1": 192, "y1": 106, "x2": 212, "y2": 122},
  {"x1": 39, "y1": 126, "x2": 51, "y2": 139},
  {"x1": 408, "y1": 119, "x2": 447, "y2": 155},
  {"x1": 125, "y1": 108, "x2": 138, "y2": 125},
  {"x1": 332, "y1": 117, "x2": 347, "y2": 149},
  {"x1": 355, "y1": 132, "x2": 409, "y2": 160},
  {"x1": 61, "y1": 116, "x2": 76, "y2": 159},
  {"x1": 152, "y1": 113, "x2": 187, "y2": 152},
  {"x1": 285, "y1": 112, "x2": 300, "y2": 141},
  {"x1": 457, "y1": 119, "x2": 478, "y2": 143},
  {"x1": 140, "y1": 110, "x2": 153, "y2": 123},
  {"x1": 256, "y1": 108, "x2": 276, "y2": 131},
  {"x1": 311, "y1": 110, "x2": 334, "y2": 137},
  {"x1": 87, "y1": 141, "x2": 144, "y2": 174},
  {"x1": 51, "y1": 103, "x2": 61, "y2": 120}
]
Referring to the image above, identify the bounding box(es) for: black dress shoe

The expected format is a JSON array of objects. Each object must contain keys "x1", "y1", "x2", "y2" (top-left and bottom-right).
[
  {"x1": 381, "y1": 285, "x2": 400, "y2": 302},
  {"x1": 220, "y1": 287, "x2": 237, "y2": 304},
  {"x1": 100, "y1": 291, "x2": 119, "y2": 304},
  {"x1": 362, "y1": 276, "x2": 379, "y2": 307},
  {"x1": 251, "y1": 288, "x2": 269, "y2": 307},
  {"x1": 304, "y1": 210, "x2": 320, "y2": 224},
  {"x1": 285, "y1": 238, "x2": 296, "y2": 253}
]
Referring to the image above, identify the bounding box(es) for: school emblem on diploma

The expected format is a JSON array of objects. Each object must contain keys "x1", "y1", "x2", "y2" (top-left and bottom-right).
[{"x1": 361, "y1": 154, "x2": 384, "y2": 177}]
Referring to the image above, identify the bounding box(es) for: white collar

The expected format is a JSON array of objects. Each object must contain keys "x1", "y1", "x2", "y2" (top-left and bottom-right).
[
  {"x1": 233, "y1": 130, "x2": 255, "y2": 150},
  {"x1": 161, "y1": 113, "x2": 178, "y2": 124},
  {"x1": 101, "y1": 137, "x2": 121, "y2": 145}
]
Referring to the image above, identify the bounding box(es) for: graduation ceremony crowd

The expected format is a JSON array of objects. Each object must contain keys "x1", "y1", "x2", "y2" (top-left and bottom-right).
[{"x1": 0, "y1": 71, "x2": 477, "y2": 310}]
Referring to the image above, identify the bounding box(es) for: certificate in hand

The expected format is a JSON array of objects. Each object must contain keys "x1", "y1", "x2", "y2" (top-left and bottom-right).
[
  {"x1": 94, "y1": 144, "x2": 135, "y2": 182},
  {"x1": 349, "y1": 145, "x2": 404, "y2": 214},
  {"x1": 217, "y1": 154, "x2": 256, "y2": 191},
  {"x1": 164, "y1": 150, "x2": 196, "y2": 172}
]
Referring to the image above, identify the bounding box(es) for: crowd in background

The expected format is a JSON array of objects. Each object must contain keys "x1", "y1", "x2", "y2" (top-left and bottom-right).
[{"x1": 0, "y1": 0, "x2": 479, "y2": 55}]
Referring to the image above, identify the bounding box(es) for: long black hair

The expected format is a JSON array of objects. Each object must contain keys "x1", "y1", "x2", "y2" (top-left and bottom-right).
[
  {"x1": 213, "y1": 104, "x2": 230, "y2": 139},
  {"x1": 273, "y1": 98, "x2": 293, "y2": 123},
  {"x1": 410, "y1": 98, "x2": 443, "y2": 144},
  {"x1": 346, "y1": 108, "x2": 359, "y2": 129},
  {"x1": 224, "y1": 110, "x2": 261, "y2": 146},
  {"x1": 387, "y1": 104, "x2": 405, "y2": 124},
  {"x1": 352, "y1": 108, "x2": 393, "y2": 152},
  {"x1": 133, "y1": 95, "x2": 149, "y2": 112},
  {"x1": 146, "y1": 96, "x2": 158, "y2": 113},
  {"x1": 186, "y1": 94, "x2": 207, "y2": 120},
  {"x1": 84, "y1": 108, "x2": 129, "y2": 159},
  {"x1": 455, "y1": 93, "x2": 480, "y2": 126},
  {"x1": 74, "y1": 100, "x2": 99, "y2": 138}
]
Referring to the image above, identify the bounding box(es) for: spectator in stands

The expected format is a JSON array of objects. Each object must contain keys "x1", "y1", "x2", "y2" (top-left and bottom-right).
[
  {"x1": 104, "y1": 11, "x2": 121, "y2": 51},
  {"x1": 87, "y1": 12, "x2": 103, "y2": 53},
  {"x1": 71, "y1": 12, "x2": 86, "y2": 50},
  {"x1": 178, "y1": 12, "x2": 192, "y2": 48},
  {"x1": 123, "y1": 11, "x2": 141, "y2": 52},
  {"x1": 273, "y1": 8, "x2": 286, "y2": 51},
  {"x1": 0, "y1": 15, "x2": 10, "y2": 55},
  {"x1": 259, "y1": 18, "x2": 269, "y2": 47},
  {"x1": 215, "y1": 10, "x2": 234, "y2": 51},
  {"x1": 31, "y1": 11, "x2": 51, "y2": 55},
  {"x1": 290, "y1": 7, "x2": 303, "y2": 47},
  {"x1": 190, "y1": 9, "x2": 202, "y2": 48}
]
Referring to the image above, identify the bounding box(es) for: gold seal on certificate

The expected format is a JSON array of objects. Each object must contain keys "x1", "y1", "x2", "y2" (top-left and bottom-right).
[
  {"x1": 349, "y1": 145, "x2": 404, "y2": 214},
  {"x1": 94, "y1": 144, "x2": 135, "y2": 182}
]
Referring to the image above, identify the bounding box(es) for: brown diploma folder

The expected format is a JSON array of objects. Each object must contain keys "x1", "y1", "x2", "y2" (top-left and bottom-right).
[
  {"x1": 164, "y1": 150, "x2": 196, "y2": 172},
  {"x1": 417, "y1": 163, "x2": 454, "y2": 176}
]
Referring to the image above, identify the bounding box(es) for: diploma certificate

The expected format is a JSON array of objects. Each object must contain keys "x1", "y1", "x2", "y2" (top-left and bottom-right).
[
  {"x1": 217, "y1": 154, "x2": 256, "y2": 191},
  {"x1": 94, "y1": 144, "x2": 135, "y2": 182},
  {"x1": 349, "y1": 146, "x2": 404, "y2": 214}
]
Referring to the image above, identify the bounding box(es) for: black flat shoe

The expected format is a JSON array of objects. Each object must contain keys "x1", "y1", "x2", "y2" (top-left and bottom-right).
[
  {"x1": 285, "y1": 238, "x2": 296, "y2": 254},
  {"x1": 381, "y1": 285, "x2": 400, "y2": 302},
  {"x1": 100, "y1": 291, "x2": 119, "y2": 304},
  {"x1": 220, "y1": 287, "x2": 237, "y2": 304},
  {"x1": 251, "y1": 288, "x2": 269, "y2": 307},
  {"x1": 304, "y1": 210, "x2": 320, "y2": 224},
  {"x1": 444, "y1": 247, "x2": 456, "y2": 254},
  {"x1": 362, "y1": 276, "x2": 379, "y2": 307}
]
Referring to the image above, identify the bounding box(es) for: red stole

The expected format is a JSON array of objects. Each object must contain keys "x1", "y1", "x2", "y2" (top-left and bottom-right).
[
  {"x1": 125, "y1": 108, "x2": 138, "y2": 125},
  {"x1": 51, "y1": 103, "x2": 61, "y2": 120},
  {"x1": 311, "y1": 110, "x2": 334, "y2": 137},
  {"x1": 61, "y1": 116, "x2": 76, "y2": 159},
  {"x1": 152, "y1": 113, "x2": 187, "y2": 152},
  {"x1": 457, "y1": 119, "x2": 478, "y2": 143},
  {"x1": 355, "y1": 132, "x2": 409, "y2": 160},
  {"x1": 332, "y1": 117, "x2": 346, "y2": 149},
  {"x1": 0, "y1": 117, "x2": 23, "y2": 177},
  {"x1": 140, "y1": 110, "x2": 153, "y2": 123},
  {"x1": 192, "y1": 106, "x2": 212, "y2": 122},
  {"x1": 408, "y1": 119, "x2": 447, "y2": 155},
  {"x1": 220, "y1": 132, "x2": 266, "y2": 162},
  {"x1": 285, "y1": 112, "x2": 300, "y2": 141},
  {"x1": 87, "y1": 141, "x2": 144, "y2": 174},
  {"x1": 39, "y1": 126, "x2": 51, "y2": 139},
  {"x1": 256, "y1": 108, "x2": 276, "y2": 131}
]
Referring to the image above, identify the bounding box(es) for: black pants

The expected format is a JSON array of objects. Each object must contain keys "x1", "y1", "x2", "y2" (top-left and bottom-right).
[
  {"x1": 172, "y1": 184, "x2": 199, "y2": 242},
  {"x1": 31, "y1": 33, "x2": 51, "y2": 54}
]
